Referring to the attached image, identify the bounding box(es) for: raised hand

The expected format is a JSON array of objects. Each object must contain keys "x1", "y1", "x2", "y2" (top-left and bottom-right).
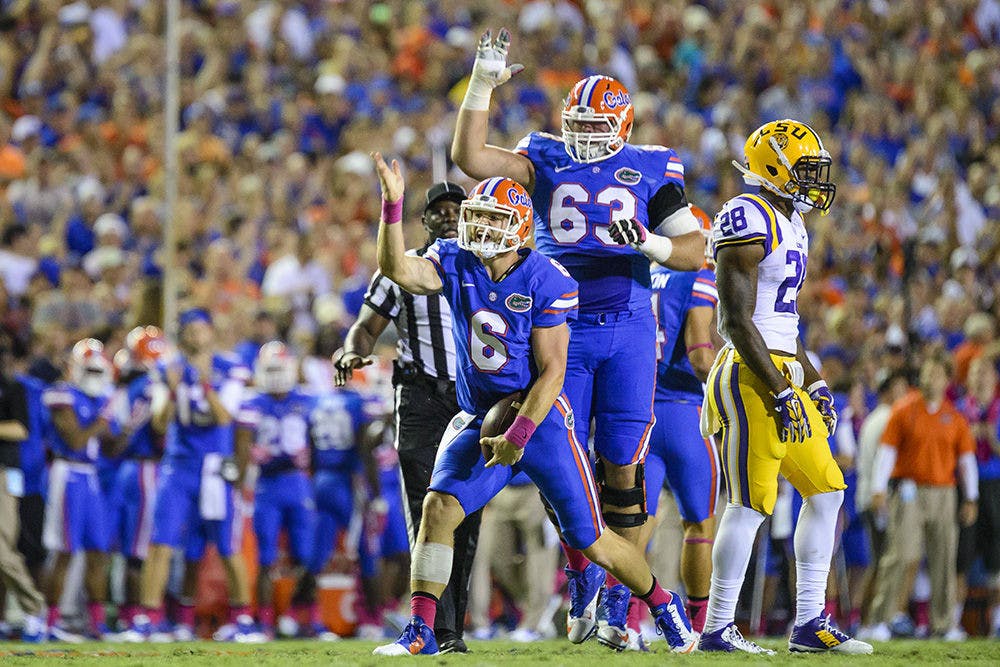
[
  {"x1": 773, "y1": 386, "x2": 812, "y2": 443},
  {"x1": 806, "y1": 380, "x2": 838, "y2": 437},
  {"x1": 608, "y1": 218, "x2": 648, "y2": 247},
  {"x1": 472, "y1": 28, "x2": 524, "y2": 89},
  {"x1": 371, "y1": 151, "x2": 404, "y2": 203}
]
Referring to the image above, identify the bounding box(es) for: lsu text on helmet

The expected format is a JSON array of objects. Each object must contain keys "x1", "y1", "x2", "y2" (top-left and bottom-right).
[
  {"x1": 734, "y1": 119, "x2": 836, "y2": 213},
  {"x1": 561, "y1": 75, "x2": 634, "y2": 163},
  {"x1": 458, "y1": 177, "x2": 533, "y2": 259}
]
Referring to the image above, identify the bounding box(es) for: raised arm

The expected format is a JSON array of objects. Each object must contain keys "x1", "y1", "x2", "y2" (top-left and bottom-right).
[
  {"x1": 371, "y1": 152, "x2": 443, "y2": 295},
  {"x1": 451, "y1": 28, "x2": 535, "y2": 189}
]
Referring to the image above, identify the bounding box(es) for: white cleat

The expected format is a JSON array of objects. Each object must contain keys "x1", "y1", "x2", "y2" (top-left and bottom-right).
[
  {"x1": 173, "y1": 624, "x2": 195, "y2": 642},
  {"x1": 276, "y1": 615, "x2": 299, "y2": 639}
]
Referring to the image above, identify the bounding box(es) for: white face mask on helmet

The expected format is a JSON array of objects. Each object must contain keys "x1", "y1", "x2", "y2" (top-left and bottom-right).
[
  {"x1": 70, "y1": 339, "x2": 113, "y2": 397},
  {"x1": 254, "y1": 342, "x2": 298, "y2": 394}
]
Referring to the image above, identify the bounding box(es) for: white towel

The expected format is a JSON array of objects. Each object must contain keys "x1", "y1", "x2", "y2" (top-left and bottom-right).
[{"x1": 199, "y1": 453, "x2": 227, "y2": 521}]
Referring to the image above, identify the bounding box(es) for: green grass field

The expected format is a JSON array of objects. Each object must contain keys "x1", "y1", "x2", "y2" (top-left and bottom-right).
[{"x1": 3, "y1": 640, "x2": 999, "y2": 666}]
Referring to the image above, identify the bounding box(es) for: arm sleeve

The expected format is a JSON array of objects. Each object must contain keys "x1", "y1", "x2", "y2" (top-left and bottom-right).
[
  {"x1": 534, "y1": 262, "x2": 579, "y2": 328},
  {"x1": 235, "y1": 398, "x2": 261, "y2": 429},
  {"x1": 423, "y1": 239, "x2": 454, "y2": 290},
  {"x1": 42, "y1": 387, "x2": 74, "y2": 409},
  {"x1": 712, "y1": 196, "x2": 772, "y2": 258},
  {"x1": 363, "y1": 271, "x2": 401, "y2": 319},
  {"x1": 689, "y1": 269, "x2": 718, "y2": 309}
]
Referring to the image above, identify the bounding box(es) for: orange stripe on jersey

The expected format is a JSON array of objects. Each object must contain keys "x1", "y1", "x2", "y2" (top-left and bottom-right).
[
  {"x1": 560, "y1": 291, "x2": 578, "y2": 298},
  {"x1": 631, "y1": 391, "x2": 656, "y2": 464},
  {"x1": 695, "y1": 277, "x2": 715, "y2": 286},
  {"x1": 557, "y1": 398, "x2": 603, "y2": 535}
]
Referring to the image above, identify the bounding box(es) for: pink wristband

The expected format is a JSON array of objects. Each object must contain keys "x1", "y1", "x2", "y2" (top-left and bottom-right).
[
  {"x1": 381, "y1": 198, "x2": 403, "y2": 224},
  {"x1": 504, "y1": 415, "x2": 537, "y2": 449},
  {"x1": 686, "y1": 342, "x2": 714, "y2": 354}
]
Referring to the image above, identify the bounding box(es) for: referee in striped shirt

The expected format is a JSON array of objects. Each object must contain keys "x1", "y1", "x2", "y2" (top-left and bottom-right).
[{"x1": 334, "y1": 181, "x2": 480, "y2": 654}]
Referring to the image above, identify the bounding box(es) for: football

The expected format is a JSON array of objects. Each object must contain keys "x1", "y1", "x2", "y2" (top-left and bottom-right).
[{"x1": 480, "y1": 391, "x2": 526, "y2": 459}]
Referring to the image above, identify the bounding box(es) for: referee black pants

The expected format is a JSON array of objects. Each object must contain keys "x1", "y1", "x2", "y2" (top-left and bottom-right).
[{"x1": 395, "y1": 379, "x2": 482, "y2": 639}]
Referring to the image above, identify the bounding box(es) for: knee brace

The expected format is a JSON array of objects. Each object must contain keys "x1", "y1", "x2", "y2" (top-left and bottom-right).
[{"x1": 596, "y1": 460, "x2": 648, "y2": 528}]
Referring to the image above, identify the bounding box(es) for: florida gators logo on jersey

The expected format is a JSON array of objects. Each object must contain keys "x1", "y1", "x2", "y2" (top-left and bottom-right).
[{"x1": 561, "y1": 75, "x2": 634, "y2": 163}]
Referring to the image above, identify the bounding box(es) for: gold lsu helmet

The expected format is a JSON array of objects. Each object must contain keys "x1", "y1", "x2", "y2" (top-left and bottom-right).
[{"x1": 734, "y1": 119, "x2": 836, "y2": 213}]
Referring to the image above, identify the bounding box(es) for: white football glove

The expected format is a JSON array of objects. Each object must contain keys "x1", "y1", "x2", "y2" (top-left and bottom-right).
[{"x1": 463, "y1": 28, "x2": 524, "y2": 110}]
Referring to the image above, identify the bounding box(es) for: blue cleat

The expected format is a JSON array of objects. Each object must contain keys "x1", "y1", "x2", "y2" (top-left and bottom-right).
[
  {"x1": 649, "y1": 590, "x2": 698, "y2": 653},
  {"x1": 373, "y1": 616, "x2": 439, "y2": 656},
  {"x1": 699, "y1": 623, "x2": 774, "y2": 654},
  {"x1": 595, "y1": 584, "x2": 630, "y2": 651},
  {"x1": 21, "y1": 615, "x2": 47, "y2": 644},
  {"x1": 565, "y1": 563, "x2": 606, "y2": 643},
  {"x1": 789, "y1": 613, "x2": 872, "y2": 654}
]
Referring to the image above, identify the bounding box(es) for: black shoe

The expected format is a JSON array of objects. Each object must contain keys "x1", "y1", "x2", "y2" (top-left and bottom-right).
[{"x1": 436, "y1": 631, "x2": 468, "y2": 654}]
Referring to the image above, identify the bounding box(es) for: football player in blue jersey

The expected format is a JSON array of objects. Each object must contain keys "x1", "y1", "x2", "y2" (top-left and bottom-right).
[
  {"x1": 41, "y1": 339, "x2": 122, "y2": 641},
  {"x1": 452, "y1": 29, "x2": 707, "y2": 645},
  {"x1": 639, "y1": 206, "x2": 720, "y2": 645},
  {"x1": 109, "y1": 326, "x2": 168, "y2": 634},
  {"x1": 14, "y1": 371, "x2": 50, "y2": 589},
  {"x1": 357, "y1": 417, "x2": 411, "y2": 638},
  {"x1": 126, "y1": 309, "x2": 254, "y2": 642},
  {"x1": 369, "y1": 153, "x2": 696, "y2": 656},
  {"x1": 235, "y1": 341, "x2": 325, "y2": 640},
  {"x1": 305, "y1": 378, "x2": 376, "y2": 638}
]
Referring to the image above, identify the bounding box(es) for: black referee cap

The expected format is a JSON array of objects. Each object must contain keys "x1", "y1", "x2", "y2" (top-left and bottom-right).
[{"x1": 424, "y1": 182, "x2": 466, "y2": 211}]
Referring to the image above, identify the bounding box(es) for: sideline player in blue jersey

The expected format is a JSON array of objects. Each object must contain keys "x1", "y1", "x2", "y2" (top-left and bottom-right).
[
  {"x1": 452, "y1": 28, "x2": 707, "y2": 646},
  {"x1": 126, "y1": 309, "x2": 254, "y2": 642},
  {"x1": 357, "y1": 417, "x2": 411, "y2": 636},
  {"x1": 642, "y1": 208, "x2": 720, "y2": 641},
  {"x1": 236, "y1": 341, "x2": 328, "y2": 640},
  {"x1": 42, "y1": 339, "x2": 123, "y2": 640},
  {"x1": 368, "y1": 153, "x2": 696, "y2": 656},
  {"x1": 108, "y1": 326, "x2": 168, "y2": 634}
]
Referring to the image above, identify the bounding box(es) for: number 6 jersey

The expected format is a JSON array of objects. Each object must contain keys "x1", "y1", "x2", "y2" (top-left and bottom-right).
[
  {"x1": 711, "y1": 193, "x2": 808, "y2": 352},
  {"x1": 425, "y1": 239, "x2": 578, "y2": 416}
]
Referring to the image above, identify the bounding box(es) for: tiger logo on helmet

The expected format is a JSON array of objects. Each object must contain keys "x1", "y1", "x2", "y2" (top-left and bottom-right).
[
  {"x1": 254, "y1": 341, "x2": 299, "y2": 395},
  {"x1": 70, "y1": 338, "x2": 113, "y2": 397},
  {"x1": 734, "y1": 119, "x2": 836, "y2": 213},
  {"x1": 458, "y1": 177, "x2": 533, "y2": 259},
  {"x1": 561, "y1": 75, "x2": 634, "y2": 163}
]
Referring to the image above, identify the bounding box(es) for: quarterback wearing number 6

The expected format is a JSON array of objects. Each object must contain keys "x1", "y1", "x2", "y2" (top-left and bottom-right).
[
  {"x1": 367, "y1": 152, "x2": 697, "y2": 656},
  {"x1": 697, "y1": 119, "x2": 871, "y2": 655},
  {"x1": 452, "y1": 28, "x2": 706, "y2": 650}
]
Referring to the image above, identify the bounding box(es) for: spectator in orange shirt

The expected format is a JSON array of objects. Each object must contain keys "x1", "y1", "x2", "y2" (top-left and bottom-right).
[{"x1": 867, "y1": 351, "x2": 978, "y2": 639}]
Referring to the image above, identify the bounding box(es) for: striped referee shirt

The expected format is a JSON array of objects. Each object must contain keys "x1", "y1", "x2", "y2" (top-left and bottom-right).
[{"x1": 364, "y1": 247, "x2": 456, "y2": 382}]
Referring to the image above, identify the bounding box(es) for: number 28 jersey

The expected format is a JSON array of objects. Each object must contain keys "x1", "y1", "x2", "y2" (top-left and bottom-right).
[
  {"x1": 712, "y1": 193, "x2": 807, "y2": 352},
  {"x1": 515, "y1": 132, "x2": 686, "y2": 314},
  {"x1": 425, "y1": 239, "x2": 578, "y2": 416}
]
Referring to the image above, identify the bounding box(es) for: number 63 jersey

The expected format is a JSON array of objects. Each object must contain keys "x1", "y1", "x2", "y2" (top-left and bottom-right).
[
  {"x1": 712, "y1": 193, "x2": 808, "y2": 351},
  {"x1": 425, "y1": 239, "x2": 578, "y2": 417},
  {"x1": 515, "y1": 132, "x2": 686, "y2": 314}
]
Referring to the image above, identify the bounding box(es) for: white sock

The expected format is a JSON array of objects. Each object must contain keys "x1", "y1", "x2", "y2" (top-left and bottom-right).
[
  {"x1": 704, "y1": 504, "x2": 766, "y2": 634},
  {"x1": 793, "y1": 490, "x2": 842, "y2": 625},
  {"x1": 990, "y1": 603, "x2": 1000, "y2": 633}
]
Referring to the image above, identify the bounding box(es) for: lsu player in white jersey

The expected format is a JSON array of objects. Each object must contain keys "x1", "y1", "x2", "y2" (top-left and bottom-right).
[{"x1": 697, "y1": 120, "x2": 871, "y2": 655}]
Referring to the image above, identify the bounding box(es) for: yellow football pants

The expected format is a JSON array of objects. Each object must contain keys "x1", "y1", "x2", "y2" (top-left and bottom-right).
[{"x1": 701, "y1": 347, "x2": 845, "y2": 515}]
